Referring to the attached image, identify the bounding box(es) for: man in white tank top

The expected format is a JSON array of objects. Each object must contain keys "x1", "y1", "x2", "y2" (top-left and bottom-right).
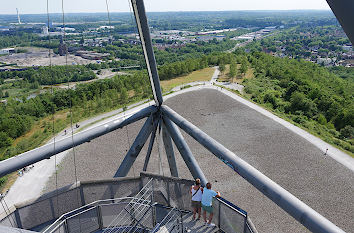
[{"x1": 190, "y1": 178, "x2": 203, "y2": 220}]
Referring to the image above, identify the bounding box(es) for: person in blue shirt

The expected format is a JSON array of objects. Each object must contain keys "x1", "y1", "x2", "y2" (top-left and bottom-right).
[{"x1": 201, "y1": 182, "x2": 220, "y2": 227}]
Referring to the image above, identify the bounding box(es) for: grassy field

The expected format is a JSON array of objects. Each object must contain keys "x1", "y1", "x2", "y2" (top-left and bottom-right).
[
  {"x1": 217, "y1": 64, "x2": 254, "y2": 83},
  {"x1": 161, "y1": 67, "x2": 215, "y2": 92}
]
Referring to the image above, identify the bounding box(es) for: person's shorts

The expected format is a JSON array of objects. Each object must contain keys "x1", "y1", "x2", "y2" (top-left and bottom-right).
[
  {"x1": 191, "y1": 200, "x2": 201, "y2": 209},
  {"x1": 202, "y1": 204, "x2": 213, "y2": 213}
]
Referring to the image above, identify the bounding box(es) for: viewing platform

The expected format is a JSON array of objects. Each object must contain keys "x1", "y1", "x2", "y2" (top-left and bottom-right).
[{"x1": 0, "y1": 173, "x2": 256, "y2": 233}]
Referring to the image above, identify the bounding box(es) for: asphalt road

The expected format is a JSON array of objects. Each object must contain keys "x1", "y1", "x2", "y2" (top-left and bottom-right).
[{"x1": 44, "y1": 88, "x2": 353, "y2": 233}]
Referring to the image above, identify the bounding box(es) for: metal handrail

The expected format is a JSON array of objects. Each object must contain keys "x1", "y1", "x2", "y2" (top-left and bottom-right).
[
  {"x1": 43, "y1": 197, "x2": 135, "y2": 233},
  {"x1": 44, "y1": 192, "x2": 255, "y2": 233},
  {"x1": 216, "y1": 197, "x2": 247, "y2": 217}
]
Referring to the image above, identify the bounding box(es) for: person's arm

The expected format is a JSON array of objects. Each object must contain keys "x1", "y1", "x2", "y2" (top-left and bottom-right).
[
  {"x1": 216, "y1": 191, "x2": 221, "y2": 198},
  {"x1": 190, "y1": 186, "x2": 193, "y2": 194}
]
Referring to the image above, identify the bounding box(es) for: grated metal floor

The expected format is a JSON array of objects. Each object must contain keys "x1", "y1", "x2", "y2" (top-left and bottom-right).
[{"x1": 182, "y1": 213, "x2": 219, "y2": 233}]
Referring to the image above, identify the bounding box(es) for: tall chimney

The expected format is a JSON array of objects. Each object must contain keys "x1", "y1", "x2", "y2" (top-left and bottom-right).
[{"x1": 16, "y1": 8, "x2": 21, "y2": 24}]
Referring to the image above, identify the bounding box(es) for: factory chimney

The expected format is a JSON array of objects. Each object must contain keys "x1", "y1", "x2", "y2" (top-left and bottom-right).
[{"x1": 16, "y1": 8, "x2": 21, "y2": 24}]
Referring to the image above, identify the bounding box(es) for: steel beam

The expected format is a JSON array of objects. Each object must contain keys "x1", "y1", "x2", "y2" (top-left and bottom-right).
[
  {"x1": 131, "y1": 0, "x2": 163, "y2": 106},
  {"x1": 0, "y1": 106, "x2": 157, "y2": 178},
  {"x1": 162, "y1": 123, "x2": 179, "y2": 177},
  {"x1": 115, "y1": 114, "x2": 158, "y2": 177},
  {"x1": 326, "y1": 0, "x2": 354, "y2": 45},
  {"x1": 161, "y1": 105, "x2": 344, "y2": 233},
  {"x1": 143, "y1": 119, "x2": 158, "y2": 172},
  {"x1": 162, "y1": 116, "x2": 207, "y2": 186}
]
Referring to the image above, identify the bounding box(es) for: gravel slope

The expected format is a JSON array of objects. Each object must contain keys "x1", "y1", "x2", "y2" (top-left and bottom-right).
[{"x1": 45, "y1": 89, "x2": 354, "y2": 233}]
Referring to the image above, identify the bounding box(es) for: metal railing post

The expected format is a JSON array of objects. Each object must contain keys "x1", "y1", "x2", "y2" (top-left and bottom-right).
[
  {"x1": 218, "y1": 200, "x2": 221, "y2": 230},
  {"x1": 64, "y1": 219, "x2": 69, "y2": 233},
  {"x1": 97, "y1": 205, "x2": 103, "y2": 230},
  {"x1": 243, "y1": 213, "x2": 248, "y2": 233}
]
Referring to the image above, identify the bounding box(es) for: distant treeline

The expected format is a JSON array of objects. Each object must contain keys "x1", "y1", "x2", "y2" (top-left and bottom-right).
[
  {"x1": 0, "y1": 33, "x2": 39, "y2": 49},
  {"x1": 0, "y1": 66, "x2": 96, "y2": 85},
  {"x1": 158, "y1": 53, "x2": 233, "y2": 81}
]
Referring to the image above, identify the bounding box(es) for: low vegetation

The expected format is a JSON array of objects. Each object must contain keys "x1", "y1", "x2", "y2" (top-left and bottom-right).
[
  {"x1": 161, "y1": 67, "x2": 214, "y2": 92},
  {"x1": 236, "y1": 51, "x2": 353, "y2": 155}
]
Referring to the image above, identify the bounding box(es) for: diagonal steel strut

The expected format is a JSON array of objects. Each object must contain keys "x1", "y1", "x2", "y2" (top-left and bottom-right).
[{"x1": 115, "y1": 113, "x2": 159, "y2": 177}]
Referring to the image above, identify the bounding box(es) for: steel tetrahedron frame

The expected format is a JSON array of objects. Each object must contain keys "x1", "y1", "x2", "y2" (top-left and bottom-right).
[{"x1": 0, "y1": 0, "x2": 347, "y2": 232}]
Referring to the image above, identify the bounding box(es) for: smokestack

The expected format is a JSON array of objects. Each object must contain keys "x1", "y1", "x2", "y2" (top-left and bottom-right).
[{"x1": 16, "y1": 8, "x2": 21, "y2": 24}]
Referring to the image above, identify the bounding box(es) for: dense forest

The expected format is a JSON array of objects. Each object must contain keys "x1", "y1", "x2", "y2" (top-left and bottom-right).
[
  {"x1": 0, "y1": 33, "x2": 39, "y2": 49},
  {"x1": 0, "y1": 66, "x2": 96, "y2": 85},
  {"x1": 232, "y1": 51, "x2": 353, "y2": 153}
]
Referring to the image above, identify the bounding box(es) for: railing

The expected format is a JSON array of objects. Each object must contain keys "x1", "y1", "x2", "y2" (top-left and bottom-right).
[
  {"x1": 46, "y1": 197, "x2": 254, "y2": 233},
  {"x1": 43, "y1": 197, "x2": 134, "y2": 233},
  {"x1": 213, "y1": 197, "x2": 257, "y2": 233},
  {"x1": 0, "y1": 173, "x2": 257, "y2": 233}
]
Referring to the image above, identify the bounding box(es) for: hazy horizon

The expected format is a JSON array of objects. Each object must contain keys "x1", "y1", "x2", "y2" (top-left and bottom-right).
[
  {"x1": 1, "y1": 0, "x2": 330, "y2": 14},
  {"x1": 0, "y1": 9, "x2": 333, "y2": 16}
]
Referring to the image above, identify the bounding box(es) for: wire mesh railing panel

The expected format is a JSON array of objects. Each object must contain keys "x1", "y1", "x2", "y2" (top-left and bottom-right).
[
  {"x1": 66, "y1": 206, "x2": 100, "y2": 233},
  {"x1": 0, "y1": 212, "x2": 17, "y2": 227},
  {"x1": 17, "y1": 188, "x2": 81, "y2": 230},
  {"x1": 167, "y1": 180, "x2": 191, "y2": 211},
  {"x1": 111, "y1": 179, "x2": 142, "y2": 199},
  {"x1": 101, "y1": 203, "x2": 131, "y2": 228},
  {"x1": 102, "y1": 178, "x2": 153, "y2": 232},
  {"x1": 141, "y1": 175, "x2": 193, "y2": 211},
  {"x1": 50, "y1": 221, "x2": 66, "y2": 233},
  {"x1": 81, "y1": 183, "x2": 114, "y2": 205},
  {"x1": 151, "y1": 178, "x2": 169, "y2": 206},
  {"x1": 219, "y1": 201, "x2": 246, "y2": 233}
]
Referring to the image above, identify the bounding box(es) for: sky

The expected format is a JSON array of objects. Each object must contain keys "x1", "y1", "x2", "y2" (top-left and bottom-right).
[{"x1": 1, "y1": 0, "x2": 331, "y2": 14}]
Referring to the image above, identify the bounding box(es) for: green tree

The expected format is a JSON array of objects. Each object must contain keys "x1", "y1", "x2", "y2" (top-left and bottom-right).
[
  {"x1": 0, "y1": 132, "x2": 12, "y2": 149},
  {"x1": 219, "y1": 63, "x2": 226, "y2": 74},
  {"x1": 240, "y1": 61, "x2": 248, "y2": 76},
  {"x1": 228, "y1": 62, "x2": 237, "y2": 83},
  {"x1": 120, "y1": 87, "x2": 128, "y2": 105}
]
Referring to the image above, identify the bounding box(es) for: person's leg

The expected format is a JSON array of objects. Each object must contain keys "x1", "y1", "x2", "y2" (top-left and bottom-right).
[
  {"x1": 203, "y1": 207, "x2": 207, "y2": 223},
  {"x1": 192, "y1": 206, "x2": 197, "y2": 219},
  {"x1": 208, "y1": 213, "x2": 214, "y2": 224},
  {"x1": 197, "y1": 206, "x2": 201, "y2": 219}
]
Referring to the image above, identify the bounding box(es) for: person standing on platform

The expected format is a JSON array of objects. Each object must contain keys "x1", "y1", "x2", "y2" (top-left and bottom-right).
[
  {"x1": 202, "y1": 182, "x2": 220, "y2": 227},
  {"x1": 190, "y1": 178, "x2": 203, "y2": 220}
]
